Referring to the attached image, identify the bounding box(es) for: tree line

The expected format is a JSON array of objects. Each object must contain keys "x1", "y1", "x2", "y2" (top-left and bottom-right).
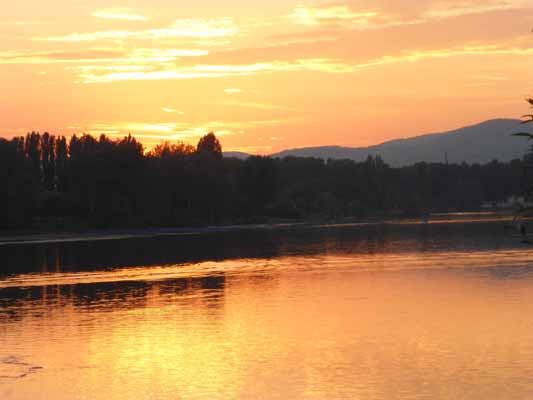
[{"x1": 0, "y1": 131, "x2": 526, "y2": 231}]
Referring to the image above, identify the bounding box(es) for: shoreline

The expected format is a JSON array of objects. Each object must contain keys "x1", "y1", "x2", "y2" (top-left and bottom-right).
[
  {"x1": 0, "y1": 211, "x2": 514, "y2": 247},
  {"x1": 0, "y1": 223, "x2": 309, "y2": 246}
]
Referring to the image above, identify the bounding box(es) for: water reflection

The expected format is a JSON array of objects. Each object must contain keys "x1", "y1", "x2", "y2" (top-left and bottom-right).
[
  {"x1": 1, "y1": 217, "x2": 533, "y2": 399},
  {"x1": 0, "y1": 275, "x2": 229, "y2": 322},
  {"x1": 0, "y1": 215, "x2": 517, "y2": 277}
]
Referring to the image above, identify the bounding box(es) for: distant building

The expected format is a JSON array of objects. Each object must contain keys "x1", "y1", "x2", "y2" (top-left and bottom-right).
[{"x1": 481, "y1": 196, "x2": 533, "y2": 210}]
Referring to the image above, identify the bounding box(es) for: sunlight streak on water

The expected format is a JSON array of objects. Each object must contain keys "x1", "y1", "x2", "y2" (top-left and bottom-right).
[{"x1": 1, "y1": 248, "x2": 533, "y2": 289}]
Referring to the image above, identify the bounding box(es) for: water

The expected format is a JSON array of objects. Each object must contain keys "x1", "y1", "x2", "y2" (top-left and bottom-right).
[{"x1": 1, "y1": 215, "x2": 533, "y2": 399}]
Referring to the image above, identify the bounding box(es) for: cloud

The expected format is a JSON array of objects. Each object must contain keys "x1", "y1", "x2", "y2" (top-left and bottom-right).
[
  {"x1": 249, "y1": 120, "x2": 284, "y2": 126},
  {"x1": 470, "y1": 74, "x2": 508, "y2": 81},
  {"x1": 286, "y1": 4, "x2": 405, "y2": 31},
  {"x1": 36, "y1": 31, "x2": 133, "y2": 42},
  {"x1": 162, "y1": 107, "x2": 185, "y2": 114},
  {"x1": 78, "y1": 58, "x2": 357, "y2": 83},
  {"x1": 73, "y1": 41, "x2": 533, "y2": 84},
  {"x1": 130, "y1": 48, "x2": 209, "y2": 59},
  {"x1": 289, "y1": 4, "x2": 379, "y2": 27},
  {"x1": 196, "y1": 58, "x2": 357, "y2": 73},
  {"x1": 0, "y1": 49, "x2": 125, "y2": 64},
  {"x1": 286, "y1": 1, "x2": 532, "y2": 32},
  {"x1": 87, "y1": 122, "x2": 209, "y2": 140},
  {"x1": 353, "y1": 44, "x2": 533, "y2": 70},
  {"x1": 423, "y1": 1, "x2": 527, "y2": 19},
  {"x1": 3, "y1": 21, "x2": 56, "y2": 26},
  {"x1": 165, "y1": 17, "x2": 238, "y2": 38},
  {"x1": 13, "y1": 38, "x2": 532, "y2": 84},
  {"x1": 83, "y1": 119, "x2": 287, "y2": 142},
  {"x1": 89, "y1": 122, "x2": 182, "y2": 134},
  {"x1": 91, "y1": 8, "x2": 149, "y2": 21},
  {"x1": 34, "y1": 17, "x2": 238, "y2": 42},
  {"x1": 267, "y1": 31, "x2": 341, "y2": 46},
  {"x1": 224, "y1": 88, "x2": 242, "y2": 94},
  {"x1": 0, "y1": 47, "x2": 207, "y2": 66},
  {"x1": 216, "y1": 101, "x2": 290, "y2": 111},
  {"x1": 79, "y1": 70, "x2": 236, "y2": 83}
]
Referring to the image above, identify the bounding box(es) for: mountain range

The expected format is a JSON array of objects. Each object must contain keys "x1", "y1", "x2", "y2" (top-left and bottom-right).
[{"x1": 224, "y1": 119, "x2": 533, "y2": 167}]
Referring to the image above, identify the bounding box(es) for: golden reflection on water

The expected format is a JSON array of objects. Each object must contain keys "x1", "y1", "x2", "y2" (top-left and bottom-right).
[
  {"x1": 2, "y1": 248, "x2": 533, "y2": 289},
  {"x1": 2, "y1": 244, "x2": 533, "y2": 398}
]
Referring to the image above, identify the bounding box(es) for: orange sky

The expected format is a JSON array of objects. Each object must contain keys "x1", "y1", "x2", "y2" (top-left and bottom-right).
[{"x1": 0, "y1": 1, "x2": 532, "y2": 153}]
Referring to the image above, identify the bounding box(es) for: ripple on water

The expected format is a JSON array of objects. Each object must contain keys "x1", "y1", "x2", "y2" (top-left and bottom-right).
[{"x1": 0, "y1": 356, "x2": 42, "y2": 380}]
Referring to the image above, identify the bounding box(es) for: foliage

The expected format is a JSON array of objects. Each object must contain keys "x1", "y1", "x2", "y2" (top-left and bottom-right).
[
  {"x1": 512, "y1": 98, "x2": 533, "y2": 139},
  {"x1": 0, "y1": 131, "x2": 526, "y2": 231},
  {"x1": 196, "y1": 132, "x2": 222, "y2": 159},
  {"x1": 513, "y1": 98, "x2": 533, "y2": 203}
]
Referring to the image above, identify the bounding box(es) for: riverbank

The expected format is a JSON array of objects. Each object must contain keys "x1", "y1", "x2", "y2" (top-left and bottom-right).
[
  {"x1": 0, "y1": 211, "x2": 514, "y2": 246},
  {"x1": 0, "y1": 223, "x2": 309, "y2": 246}
]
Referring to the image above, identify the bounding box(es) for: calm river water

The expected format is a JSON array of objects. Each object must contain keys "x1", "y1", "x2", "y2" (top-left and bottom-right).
[{"x1": 1, "y1": 214, "x2": 533, "y2": 399}]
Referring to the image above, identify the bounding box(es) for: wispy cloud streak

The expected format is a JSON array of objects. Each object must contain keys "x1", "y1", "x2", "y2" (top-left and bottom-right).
[
  {"x1": 73, "y1": 43, "x2": 533, "y2": 83},
  {"x1": 34, "y1": 17, "x2": 238, "y2": 42},
  {"x1": 91, "y1": 8, "x2": 149, "y2": 21},
  {"x1": 78, "y1": 58, "x2": 357, "y2": 83}
]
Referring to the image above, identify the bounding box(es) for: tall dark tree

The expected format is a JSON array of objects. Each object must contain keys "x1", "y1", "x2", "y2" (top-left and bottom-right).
[
  {"x1": 25, "y1": 131, "x2": 41, "y2": 184},
  {"x1": 41, "y1": 132, "x2": 56, "y2": 191},
  {"x1": 0, "y1": 137, "x2": 37, "y2": 227},
  {"x1": 512, "y1": 98, "x2": 533, "y2": 203},
  {"x1": 192, "y1": 133, "x2": 227, "y2": 223},
  {"x1": 239, "y1": 156, "x2": 279, "y2": 216},
  {"x1": 56, "y1": 136, "x2": 68, "y2": 192},
  {"x1": 196, "y1": 132, "x2": 222, "y2": 159}
]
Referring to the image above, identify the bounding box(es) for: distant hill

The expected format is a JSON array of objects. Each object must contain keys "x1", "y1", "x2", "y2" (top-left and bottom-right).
[
  {"x1": 270, "y1": 119, "x2": 532, "y2": 167},
  {"x1": 223, "y1": 151, "x2": 250, "y2": 159}
]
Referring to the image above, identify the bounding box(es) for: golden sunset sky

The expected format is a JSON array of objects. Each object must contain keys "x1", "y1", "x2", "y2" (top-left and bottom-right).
[{"x1": 1, "y1": 0, "x2": 532, "y2": 153}]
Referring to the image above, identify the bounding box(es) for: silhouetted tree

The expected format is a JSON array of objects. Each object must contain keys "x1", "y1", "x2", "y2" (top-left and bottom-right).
[
  {"x1": 150, "y1": 141, "x2": 195, "y2": 159},
  {"x1": 56, "y1": 136, "x2": 68, "y2": 192},
  {"x1": 41, "y1": 132, "x2": 56, "y2": 191},
  {"x1": 192, "y1": 133, "x2": 227, "y2": 223},
  {"x1": 0, "y1": 130, "x2": 526, "y2": 231},
  {"x1": 25, "y1": 132, "x2": 41, "y2": 184},
  {"x1": 0, "y1": 137, "x2": 37, "y2": 227},
  {"x1": 196, "y1": 132, "x2": 222, "y2": 159},
  {"x1": 239, "y1": 156, "x2": 278, "y2": 215}
]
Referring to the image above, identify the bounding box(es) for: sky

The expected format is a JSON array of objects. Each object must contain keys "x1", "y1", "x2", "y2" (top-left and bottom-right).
[{"x1": 0, "y1": 0, "x2": 532, "y2": 153}]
